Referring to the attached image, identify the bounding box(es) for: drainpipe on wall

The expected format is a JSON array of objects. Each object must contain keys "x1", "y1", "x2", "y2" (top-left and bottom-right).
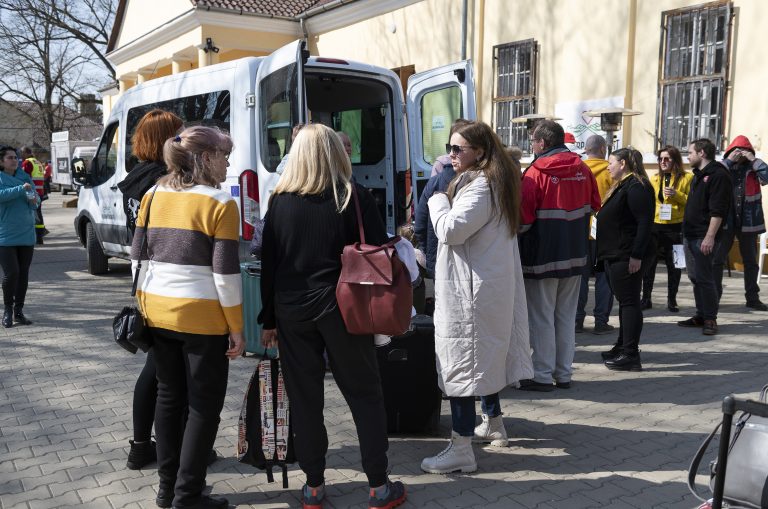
[
  {"x1": 624, "y1": 0, "x2": 638, "y2": 145},
  {"x1": 461, "y1": 0, "x2": 468, "y2": 60},
  {"x1": 476, "y1": 0, "x2": 485, "y2": 121}
]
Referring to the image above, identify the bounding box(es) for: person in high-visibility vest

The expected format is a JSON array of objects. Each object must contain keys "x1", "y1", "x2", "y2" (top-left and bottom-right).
[{"x1": 20, "y1": 147, "x2": 48, "y2": 245}]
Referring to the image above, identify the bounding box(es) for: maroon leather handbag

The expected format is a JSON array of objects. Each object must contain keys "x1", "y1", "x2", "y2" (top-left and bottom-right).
[{"x1": 336, "y1": 186, "x2": 412, "y2": 336}]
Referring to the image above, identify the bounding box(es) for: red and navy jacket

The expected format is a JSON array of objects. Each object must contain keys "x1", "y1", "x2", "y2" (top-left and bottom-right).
[{"x1": 519, "y1": 147, "x2": 601, "y2": 279}]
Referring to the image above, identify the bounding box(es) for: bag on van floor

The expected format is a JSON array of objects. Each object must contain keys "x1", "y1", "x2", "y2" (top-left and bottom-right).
[
  {"x1": 688, "y1": 383, "x2": 768, "y2": 509},
  {"x1": 238, "y1": 357, "x2": 295, "y2": 488},
  {"x1": 112, "y1": 188, "x2": 157, "y2": 354},
  {"x1": 336, "y1": 185, "x2": 412, "y2": 337}
]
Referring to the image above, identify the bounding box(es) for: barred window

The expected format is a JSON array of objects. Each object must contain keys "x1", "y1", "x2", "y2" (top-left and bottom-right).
[
  {"x1": 657, "y1": 2, "x2": 731, "y2": 152},
  {"x1": 492, "y1": 39, "x2": 537, "y2": 153}
]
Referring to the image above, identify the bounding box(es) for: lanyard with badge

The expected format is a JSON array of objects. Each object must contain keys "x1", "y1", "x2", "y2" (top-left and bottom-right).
[{"x1": 659, "y1": 173, "x2": 673, "y2": 221}]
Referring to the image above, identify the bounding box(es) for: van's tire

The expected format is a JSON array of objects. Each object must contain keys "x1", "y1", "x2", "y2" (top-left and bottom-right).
[{"x1": 86, "y1": 222, "x2": 109, "y2": 275}]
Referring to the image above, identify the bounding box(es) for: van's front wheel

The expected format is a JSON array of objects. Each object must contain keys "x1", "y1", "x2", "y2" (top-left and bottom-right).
[{"x1": 86, "y1": 222, "x2": 109, "y2": 275}]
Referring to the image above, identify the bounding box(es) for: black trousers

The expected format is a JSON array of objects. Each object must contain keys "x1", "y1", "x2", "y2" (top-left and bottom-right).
[
  {"x1": 713, "y1": 229, "x2": 761, "y2": 303},
  {"x1": 0, "y1": 246, "x2": 34, "y2": 308},
  {"x1": 151, "y1": 328, "x2": 229, "y2": 507},
  {"x1": 133, "y1": 348, "x2": 158, "y2": 442},
  {"x1": 605, "y1": 260, "x2": 644, "y2": 355},
  {"x1": 642, "y1": 223, "x2": 683, "y2": 302},
  {"x1": 276, "y1": 301, "x2": 389, "y2": 488}
]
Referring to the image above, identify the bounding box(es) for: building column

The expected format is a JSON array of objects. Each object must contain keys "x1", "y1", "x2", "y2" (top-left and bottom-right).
[
  {"x1": 136, "y1": 71, "x2": 152, "y2": 84},
  {"x1": 118, "y1": 77, "x2": 135, "y2": 94},
  {"x1": 197, "y1": 48, "x2": 208, "y2": 68}
]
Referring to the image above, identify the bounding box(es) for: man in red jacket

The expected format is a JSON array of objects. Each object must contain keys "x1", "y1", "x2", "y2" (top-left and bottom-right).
[{"x1": 518, "y1": 120, "x2": 601, "y2": 392}]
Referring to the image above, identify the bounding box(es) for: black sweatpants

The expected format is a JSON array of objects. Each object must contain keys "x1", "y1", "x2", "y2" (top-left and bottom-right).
[
  {"x1": 276, "y1": 301, "x2": 389, "y2": 488},
  {"x1": 151, "y1": 328, "x2": 229, "y2": 507},
  {"x1": 0, "y1": 246, "x2": 34, "y2": 308}
]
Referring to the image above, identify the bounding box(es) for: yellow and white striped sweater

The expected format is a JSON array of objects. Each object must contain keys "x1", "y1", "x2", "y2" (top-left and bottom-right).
[{"x1": 131, "y1": 185, "x2": 243, "y2": 335}]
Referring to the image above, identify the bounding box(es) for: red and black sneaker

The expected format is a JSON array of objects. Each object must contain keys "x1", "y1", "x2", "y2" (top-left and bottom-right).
[
  {"x1": 302, "y1": 483, "x2": 325, "y2": 509},
  {"x1": 369, "y1": 480, "x2": 406, "y2": 509}
]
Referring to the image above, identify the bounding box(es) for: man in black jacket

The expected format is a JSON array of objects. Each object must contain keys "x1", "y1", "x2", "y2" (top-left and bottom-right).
[{"x1": 679, "y1": 138, "x2": 732, "y2": 335}]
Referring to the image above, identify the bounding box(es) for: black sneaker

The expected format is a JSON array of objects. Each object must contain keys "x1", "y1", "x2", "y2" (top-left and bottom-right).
[
  {"x1": 746, "y1": 300, "x2": 768, "y2": 311},
  {"x1": 605, "y1": 353, "x2": 642, "y2": 371},
  {"x1": 678, "y1": 316, "x2": 704, "y2": 327},
  {"x1": 601, "y1": 345, "x2": 622, "y2": 360},
  {"x1": 369, "y1": 480, "x2": 406, "y2": 509},
  {"x1": 156, "y1": 484, "x2": 173, "y2": 508},
  {"x1": 640, "y1": 298, "x2": 652, "y2": 310},
  {"x1": 518, "y1": 379, "x2": 555, "y2": 392},
  {"x1": 592, "y1": 323, "x2": 615, "y2": 335},
  {"x1": 667, "y1": 299, "x2": 679, "y2": 312},
  {"x1": 126, "y1": 439, "x2": 157, "y2": 470}
]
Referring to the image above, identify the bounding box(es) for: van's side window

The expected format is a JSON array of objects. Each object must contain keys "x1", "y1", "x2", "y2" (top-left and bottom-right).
[
  {"x1": 125, "y1": 91, "x2": 231, "y2": 171},
  {"x1": 91, "y1": 122, "x2": 119, "y2": 186},
  {"x1": 259, "y1": 64, "x2": 300, "y2": 172},
  {"x1": 420, "y1": 85, "x2": 462, "y2": 165}
]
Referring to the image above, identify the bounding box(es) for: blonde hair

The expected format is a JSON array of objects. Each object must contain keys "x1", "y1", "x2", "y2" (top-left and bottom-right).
[
  {"x1": 159, "y1": 126, "x2": 233, "y2": 190},
  {"x1": 274, "y1": 123, "x2": 352, "y2": 211}
]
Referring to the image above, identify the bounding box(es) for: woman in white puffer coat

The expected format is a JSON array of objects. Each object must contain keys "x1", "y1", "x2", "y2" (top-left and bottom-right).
[{"x1": 421, "y1": 121, "x2": 533, "y2": 474}]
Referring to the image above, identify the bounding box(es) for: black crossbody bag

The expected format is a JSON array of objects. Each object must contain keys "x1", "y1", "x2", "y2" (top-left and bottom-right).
[{"x1": 112, "y1": 188, "x2": 157, "y2": 354}]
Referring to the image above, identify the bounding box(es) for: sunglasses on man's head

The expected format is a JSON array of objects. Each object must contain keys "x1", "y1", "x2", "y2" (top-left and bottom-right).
[{"x1": 446, "y1": 144, "x2": 472, "y2": 155}]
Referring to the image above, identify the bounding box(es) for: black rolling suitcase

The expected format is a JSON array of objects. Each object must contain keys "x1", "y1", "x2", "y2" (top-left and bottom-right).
[{"x1": 376, "y1": 314, "x2": 442, "y2": 434}]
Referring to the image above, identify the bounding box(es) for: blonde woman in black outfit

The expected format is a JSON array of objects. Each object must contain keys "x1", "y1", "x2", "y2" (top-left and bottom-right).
[
  {"x1": 596, "y1": 148, "x2": 655, "y2": 371},
  {"x1": 258, "y1": 124, "x2": 406, "y2": 509}
]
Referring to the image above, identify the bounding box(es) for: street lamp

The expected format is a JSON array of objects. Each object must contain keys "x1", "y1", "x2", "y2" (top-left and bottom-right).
[{"x1": 582, "y1": 107, "x2": 642, "y2": 155}]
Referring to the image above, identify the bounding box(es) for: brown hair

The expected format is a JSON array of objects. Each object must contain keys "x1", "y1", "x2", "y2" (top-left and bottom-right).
[
  {"x1": 532, "y1": 120, "x2": 565, "y2": 149},
  {"x1": 132, "y1": 109, "x2": 184, "y2": 163},
  {"x1": 447, "y1": 121, "x2": 521, "y2": 236},
  {"x1": 657, "y1": 145, "x2": 685, "y2": 186},
  {"x1": 159, "y1": 126, "x2": 233, "y2": 190}
]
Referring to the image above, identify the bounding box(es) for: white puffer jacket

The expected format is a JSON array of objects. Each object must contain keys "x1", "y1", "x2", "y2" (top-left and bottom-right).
[{"x1": 428, "y1": 175, "x2": 533, "y2": 397}]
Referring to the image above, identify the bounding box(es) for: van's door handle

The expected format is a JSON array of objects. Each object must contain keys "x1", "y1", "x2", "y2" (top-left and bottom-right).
[{"x1": 110, "y1": 185, "x2": 118, "y2": 190}]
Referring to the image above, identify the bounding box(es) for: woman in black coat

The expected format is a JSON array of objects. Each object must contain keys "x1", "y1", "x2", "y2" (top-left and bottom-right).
[{"x1": 596, "y1": 148, "x2": 655, "y2": 371}]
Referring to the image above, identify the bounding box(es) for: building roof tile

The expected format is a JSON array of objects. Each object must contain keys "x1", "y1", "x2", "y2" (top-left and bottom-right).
[{"x1": 193, "y1": 0, "x2": 343, "y2": 17}]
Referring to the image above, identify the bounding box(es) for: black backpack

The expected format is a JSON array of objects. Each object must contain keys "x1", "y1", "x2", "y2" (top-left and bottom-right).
[{"x1": 237, "y1": 358, "x2": 295, "y2": 487}]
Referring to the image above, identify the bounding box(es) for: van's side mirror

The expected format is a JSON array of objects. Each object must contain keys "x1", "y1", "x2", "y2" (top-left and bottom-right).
[{"x1": 71, "y1": 157, "x2": 88, "y2": 186}]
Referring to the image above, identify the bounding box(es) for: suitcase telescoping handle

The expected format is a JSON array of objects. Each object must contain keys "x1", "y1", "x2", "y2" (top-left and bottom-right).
[{"x1": 688, "y1": 394, "x2": 768, "y2": 509}]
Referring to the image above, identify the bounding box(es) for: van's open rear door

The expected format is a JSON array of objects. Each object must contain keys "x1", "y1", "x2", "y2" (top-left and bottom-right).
[
  {"x1": 254, "y1": 40, "x2": 308, "y2": 202},
  {"x1": 406, "y1": 60, "x2": 476, "y2": 206}
]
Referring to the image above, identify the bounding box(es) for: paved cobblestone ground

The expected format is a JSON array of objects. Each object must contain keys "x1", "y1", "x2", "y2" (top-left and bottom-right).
[{"x1": 1, "y1": 193, "x2": 767, "y2": 508}]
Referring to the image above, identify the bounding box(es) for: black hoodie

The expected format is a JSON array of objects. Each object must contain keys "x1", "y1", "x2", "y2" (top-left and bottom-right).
[{"x1": 116, "y1": 161, "x2": 167, "y2": 232}]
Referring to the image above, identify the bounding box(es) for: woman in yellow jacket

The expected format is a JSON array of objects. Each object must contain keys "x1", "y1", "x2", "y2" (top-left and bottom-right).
[{"x1": 641, "y1": 145, "x2": 693, "y2": 312}]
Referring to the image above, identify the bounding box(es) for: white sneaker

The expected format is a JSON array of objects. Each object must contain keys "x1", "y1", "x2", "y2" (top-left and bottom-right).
[
  {"x1": 473, "y1": 414, "x2": 508, "y2": 447},
  {"x1": 420, "y1": 432, "x2": 477, "y2": 474}
]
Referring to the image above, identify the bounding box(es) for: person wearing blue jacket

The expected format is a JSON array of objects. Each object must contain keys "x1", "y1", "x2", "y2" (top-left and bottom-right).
[{"x1": 0, "y1": 146, "x2": 38, "y2": 328}]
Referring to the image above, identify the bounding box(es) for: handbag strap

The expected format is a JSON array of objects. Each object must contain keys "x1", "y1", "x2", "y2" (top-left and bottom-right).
[
  {"x1": 350, "y1": 184, "x2": 365, "y2": 245},
  {"x1": 687, "y1": 421, "x2": 722, "y2": 503},
  {"x1": 131, "y1": 186, "x2": 157, "y2": 296}
]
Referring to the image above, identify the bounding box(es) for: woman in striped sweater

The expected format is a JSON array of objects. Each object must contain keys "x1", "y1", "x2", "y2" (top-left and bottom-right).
[{"x1": 131, "y1": 125, "x2": 244, "y2": 509}]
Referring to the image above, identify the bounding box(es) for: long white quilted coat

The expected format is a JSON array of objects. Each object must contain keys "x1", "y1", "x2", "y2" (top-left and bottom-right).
[{"x1": 428, "y1": 175, "x2": 533, "y2": 397}]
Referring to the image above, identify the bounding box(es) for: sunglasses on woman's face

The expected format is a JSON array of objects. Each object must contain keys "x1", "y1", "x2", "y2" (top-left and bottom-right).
[
  {"x1": 446, "y1": 144, "x2": 472, "y2": 155},
  {"x1": 658, "y1": 156, "x2": 671, "y2": 163}
]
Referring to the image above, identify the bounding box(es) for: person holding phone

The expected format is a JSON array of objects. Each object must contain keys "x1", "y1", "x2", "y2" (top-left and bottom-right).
[
  {"x1": 0, "y1": 145, "x2": 38, "y2": 328},
  {"x1": 641, "y1": 146, "x2": 692, "y2": 312}
]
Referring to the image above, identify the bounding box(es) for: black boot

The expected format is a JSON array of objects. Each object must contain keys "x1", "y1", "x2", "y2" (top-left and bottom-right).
[
  {"x1": 605, "y1": 352, "x2": 642, "y2": 371},
  {"x1": 126, "y1": 439, "x2": 157, "y2": 470},
  {"x1": 667, "y1": 298, "x2": 679, "y2": 313},
  {"x1": 600, "y1": 343, "x2": 622, "y2": 360},
  {"x1": 2, "y1": 307, "x2": 12, "y2": 328},
  {"x1": 13, "y1": 307, "x2": 32, "y2": 325}
]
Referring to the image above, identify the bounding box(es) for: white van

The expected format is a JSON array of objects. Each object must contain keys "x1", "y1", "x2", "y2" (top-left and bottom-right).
[{"x1": 74, "y1": 40, "x2": 475, "y2": 274}]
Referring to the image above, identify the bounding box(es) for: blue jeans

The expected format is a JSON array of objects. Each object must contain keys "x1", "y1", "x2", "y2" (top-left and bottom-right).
[
  {"x1": 684, "y1": 237, "x2": 721, "y2": 321},
  {"x1": 576, "y1": 240, "x2": 614, "y2": 325},
  {"x1": 450, "y1": 394, "x2": 501, "y2": 437}
]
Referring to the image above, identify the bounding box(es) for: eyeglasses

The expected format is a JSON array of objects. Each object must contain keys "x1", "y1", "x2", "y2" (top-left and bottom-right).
[
  {"x1": 446, "y1": 144, "x2": 473, "y2": 155},
  {"x1": 657, "y1": 156, "x2": 671, "y2": 163}
]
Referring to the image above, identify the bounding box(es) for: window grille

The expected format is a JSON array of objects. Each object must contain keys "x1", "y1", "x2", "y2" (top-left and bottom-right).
[
  {"x1": 657, "y1": 2, "x2": 731, "y2": 151},
  {"x1": 492, "y1": 39, "x2": 537, "y2": 153}
]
